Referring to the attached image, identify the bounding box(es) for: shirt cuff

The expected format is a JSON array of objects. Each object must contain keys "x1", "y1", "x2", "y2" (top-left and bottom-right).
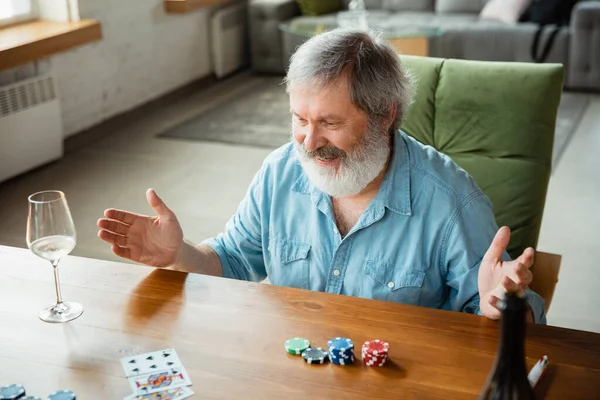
[
  {"x1": 200, "y1": 237, "x2": 236, "y2": 280},
  {"x1": 471, "y1": 290, "x2": 546, "y2": 324},
  {"x1": 525, "y1": 287, "x2": 547, "y2": 325}
]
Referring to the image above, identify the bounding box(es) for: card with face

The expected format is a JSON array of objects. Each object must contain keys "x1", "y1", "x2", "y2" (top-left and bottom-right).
[
  {"x1": 122, "y1": 386, "x2": 194, "y2": 400},
  {"x1": 128, "y1": 366, "x2": 192, "y2": 396},
  {"x1": 120, "y1": 349, "x2": 183, "y2": 378}
]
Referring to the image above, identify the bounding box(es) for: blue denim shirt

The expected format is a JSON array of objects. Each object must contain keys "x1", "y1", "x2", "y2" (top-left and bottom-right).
[{"x1": 203, "y1": 130, "x2": 546, "y2": 324}]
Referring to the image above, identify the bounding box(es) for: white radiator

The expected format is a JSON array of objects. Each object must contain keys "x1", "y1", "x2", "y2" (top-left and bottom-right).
[
  {"x1": 0, "y1": 74, "x2": 63, "y2": 183},
  {"x1": 210, "y1": 2, "x2": 249, "y2": 78}
]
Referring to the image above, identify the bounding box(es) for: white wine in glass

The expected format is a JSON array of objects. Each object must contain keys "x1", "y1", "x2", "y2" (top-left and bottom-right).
[{"x1": 26, "y1": 190, "x2": 83, "y2": 323}]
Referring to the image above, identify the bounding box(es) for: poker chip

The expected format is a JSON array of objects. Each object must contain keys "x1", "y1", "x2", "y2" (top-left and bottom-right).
[
  {"x1": 363, "y1": 339, "x2": 390, "y2": 356},
  {"x1": 302, "y1": 347, "x2": 328, "y2": 364},
  {"x1": 331, "y1": 354, "x2": 355, "y2": 365},
  {"x1": 327, "y1": 337, "x2": 354, "y2": 351},
  {"x1": 47, "y1": 390, "x2": 76, "y2": 400},
  {"x1": 328, "y1": 337, "x2": 355, "y2": 366},
  {"x1": 0, "y1": 384, "x2": 25, "y2": 400},
  {"x1": 362, "y1": 339, "x2": 390, "y2": 367},
  {"x1": 285, "y1": 337, "x2": 311, "y2": 355}
]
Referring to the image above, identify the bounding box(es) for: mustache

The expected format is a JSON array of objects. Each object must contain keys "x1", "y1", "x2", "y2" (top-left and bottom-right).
[{"x1": 303, "y1": 145, "x2": 347, "y2": 161}]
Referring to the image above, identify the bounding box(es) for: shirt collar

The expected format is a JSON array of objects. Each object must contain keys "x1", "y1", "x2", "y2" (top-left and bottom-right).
[
  {"x1": 291, "y1": 130, "x2": 412, "y2": 216},
  {"x1": 377, "y1": 130, "x2": 412, "y2": 216}
]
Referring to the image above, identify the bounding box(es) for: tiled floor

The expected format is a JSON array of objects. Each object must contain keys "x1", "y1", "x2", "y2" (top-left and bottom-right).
[{"x1": 1, "y1": 72, "x2": 599, "y2": 333}]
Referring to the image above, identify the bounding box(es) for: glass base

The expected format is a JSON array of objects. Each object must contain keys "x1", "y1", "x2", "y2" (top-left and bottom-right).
[{"x1": 39, "y1": 301, "x2": 84, "y2": 323}]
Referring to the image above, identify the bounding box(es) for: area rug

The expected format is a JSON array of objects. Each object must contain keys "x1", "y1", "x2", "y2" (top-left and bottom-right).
[{"x1": 158, "y1": 77, "x2": 588, "y2": 168}]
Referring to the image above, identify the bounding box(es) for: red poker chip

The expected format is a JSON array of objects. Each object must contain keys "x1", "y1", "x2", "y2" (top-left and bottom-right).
[
  {"x1": 362, "y1": 353, "x2": 387, "y2": 361},
  {"x1": 363, "y1": 354, "x2": 388, "y2": 367},
  {"x1": 362, "y1": 339, "x2": 390, "y2": 357}
]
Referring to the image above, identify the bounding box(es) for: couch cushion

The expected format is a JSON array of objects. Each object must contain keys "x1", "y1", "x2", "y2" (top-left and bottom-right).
[
  {"x1": 429, "y1": 23, "x2": 569, "y2": 65},
  {"x1": 436, "y1": 0, "x2": 488, "y2": 14},
  {"x1": 382, "y1": 0, "x2": 434, "y2": 12},
  {"x1": 399, "y1": 55, "x2": 564, "y2": 258},
  {"x1": 479, "y1": 0, "x2": 531, "y2": 24}
]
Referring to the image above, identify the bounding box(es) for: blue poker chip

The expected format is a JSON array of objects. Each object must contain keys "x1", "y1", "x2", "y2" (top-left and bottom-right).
[
  {"x1": 331, "y1": 354, "x2": 355, "y2": 365},
  {"x1": 328, "y1": 337, "x2": 354, "y2": 351},
  {"x1": 0, "y1": 384, "x2": 26, "y2": 400},
  {"x1": 329, "y1": 348, "x2": 353, "y2": 358},
  {"x1": 47, "y1": 390, "x2": 76, "y2": 400}
]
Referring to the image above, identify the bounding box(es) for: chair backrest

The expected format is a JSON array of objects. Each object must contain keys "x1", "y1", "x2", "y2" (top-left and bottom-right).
[{"x1": 398, "y1": 55, "x2": 564, "y2": 260}]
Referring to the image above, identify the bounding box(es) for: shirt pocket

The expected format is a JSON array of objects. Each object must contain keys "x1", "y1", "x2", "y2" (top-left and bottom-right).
[
  {"x1": 268, "y1": 238, "x2": 311, "y2": 290},
  {"x1": 364, "y1": 260, "x2": 426, "y2": 305}
]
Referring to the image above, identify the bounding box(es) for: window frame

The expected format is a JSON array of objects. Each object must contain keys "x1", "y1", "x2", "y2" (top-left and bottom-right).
[{"x1": 0, "y1": 0, "x2": 39, "y2": 28}]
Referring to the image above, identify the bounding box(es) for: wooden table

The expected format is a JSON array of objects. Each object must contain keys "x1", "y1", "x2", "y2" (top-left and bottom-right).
[{"x1": 1, "y1": 245, "x2": 599, "y2": 399}]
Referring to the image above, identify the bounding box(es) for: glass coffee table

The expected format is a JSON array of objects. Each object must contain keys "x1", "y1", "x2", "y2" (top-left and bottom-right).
[{"x1": 279, "y1": 14, "x2": 444, "y2": 57}]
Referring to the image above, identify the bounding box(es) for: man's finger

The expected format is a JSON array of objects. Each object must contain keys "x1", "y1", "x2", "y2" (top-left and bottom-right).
[
  {"x1": 505, "y1": 262, "x2": 533, "y2": 288},
  {"x1": 97, "y1": 218, "x2": 130, "y2": 236},
  {"x1": 501, "y1": 276, "x2": 519, "y2": 293},
  {"x1": 516, "y1": 247, "x2": 535, "y2": 269},
  {"x1": 112, "y1": 245, "x2": 131, "y2": 260},
  {"x1": 104, "y1": 208, "x2": 138, "y2": 225},
  {"x1": 147, "y1": 189, "x2": 175, "y2": 217},
  {"x1": 98, "y1": 229, "x2": 128, "y2": 247},
  {"x1": 483, "y1": 226, "x2": 511, "y2": 265},
  {"x1": 488, "y1": 294, "x2": 502, "y2": 310}
]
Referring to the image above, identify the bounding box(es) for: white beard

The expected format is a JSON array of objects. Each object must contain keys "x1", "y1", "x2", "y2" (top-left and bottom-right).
[{"x1": 293, "y1": 124, "x2": 391, "y2": 198}]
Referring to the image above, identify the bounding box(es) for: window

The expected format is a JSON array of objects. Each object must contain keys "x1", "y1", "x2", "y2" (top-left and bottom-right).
[{"x1": 0, "y1": 0, "x2": 37, "y2": 27}]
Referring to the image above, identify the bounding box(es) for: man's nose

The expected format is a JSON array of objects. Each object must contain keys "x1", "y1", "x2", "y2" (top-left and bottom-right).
[{"x1": 302, "y1": 124, "x2": 326, "y2": 152}]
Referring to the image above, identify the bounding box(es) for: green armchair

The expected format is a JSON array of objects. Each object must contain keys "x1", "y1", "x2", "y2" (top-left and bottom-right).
[{"x1": 398, "y1": 55, "x2": 564, "y2": 311}]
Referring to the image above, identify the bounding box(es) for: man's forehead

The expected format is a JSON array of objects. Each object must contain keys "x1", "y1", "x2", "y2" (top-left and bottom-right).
[{"x1": 289, "y1": 82, "x2": 354, "y2": 112}]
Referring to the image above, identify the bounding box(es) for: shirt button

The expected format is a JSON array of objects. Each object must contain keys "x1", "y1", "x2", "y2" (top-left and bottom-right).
[
  {"x1": 333, "y1": 269, "x2": 341, "y2": 277},
  {"x1": 387, "y1": 282, "x2": 395, "y2": 289},
  {"x1": 333, "y1": 227, "x2": 338, "y2": 234}
]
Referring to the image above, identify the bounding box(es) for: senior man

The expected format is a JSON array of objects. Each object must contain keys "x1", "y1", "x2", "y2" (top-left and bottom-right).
[{"x1": 97, "y1": 28, "x2": 546, "y2": 323}]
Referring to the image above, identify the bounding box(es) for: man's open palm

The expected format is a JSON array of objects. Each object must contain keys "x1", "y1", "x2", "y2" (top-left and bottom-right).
[
  {"x1": 97, "y1": 189, "x2": 183, "y2": 267},
  {"x1": 478, "y1": 226, "x2": 534, "y2": 320}
]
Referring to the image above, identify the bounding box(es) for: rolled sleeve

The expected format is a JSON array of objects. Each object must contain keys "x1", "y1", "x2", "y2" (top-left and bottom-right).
[
  {"x1": 201, "y1": 165, "x2": 268, "y2": 282},
  {"x1": 525, "y1": 287, "x2": 547, "y2": 324},
  {"x1": 442, "y1": 192, "x2": 498, "y2": 314}
]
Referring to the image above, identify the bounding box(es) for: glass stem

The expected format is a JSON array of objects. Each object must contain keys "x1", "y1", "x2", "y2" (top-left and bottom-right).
[{"x1": 52, "y1": 260, "x2": 64, "y2": 305}]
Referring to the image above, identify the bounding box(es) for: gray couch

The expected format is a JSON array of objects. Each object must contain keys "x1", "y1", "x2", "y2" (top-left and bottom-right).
[{"x1": 249, "y1": 0, "x2": 600, "y2": 91}]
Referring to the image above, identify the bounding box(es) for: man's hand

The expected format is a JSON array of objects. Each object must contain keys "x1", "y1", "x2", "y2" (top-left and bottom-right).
[
  {"x1": 97, "y1": 189, "x2": 184, "y2": 267},
  {"x1": 478, "y1": 226, "x2": 534, "y2": 320}
]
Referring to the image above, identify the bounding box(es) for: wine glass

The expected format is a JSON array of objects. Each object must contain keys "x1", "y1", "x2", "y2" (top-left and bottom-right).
[{"x1": 26, "y1": 190, "x2": 83, "y2": 323}]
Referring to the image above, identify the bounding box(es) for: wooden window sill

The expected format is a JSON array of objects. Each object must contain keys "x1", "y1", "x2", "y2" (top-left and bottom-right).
[
  {"x1": 164, "y1": 0, "x2": 234, "y2": 13},
  {"x1": 0, "y1": 19, "x2": 102, "y2": 70}
]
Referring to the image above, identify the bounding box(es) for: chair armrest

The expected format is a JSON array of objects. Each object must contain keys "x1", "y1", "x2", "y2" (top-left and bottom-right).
[
  {"x1": 529, "y1": 251, "x2": 562, "y2": 313},
  {"x1": 568, "y1": 1, "x2": 600, "y2": 90},
  {"x1": 249, "y1": 0, "x2": 301, "y2": 73}
]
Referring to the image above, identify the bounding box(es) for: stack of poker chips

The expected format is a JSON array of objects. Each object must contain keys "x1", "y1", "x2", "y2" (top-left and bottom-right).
[
  {"x1": 362, "y1": 339, "x2": 389, "y2": 367},
  {"x1": 0, "y1": 384, "x2": 73, "y2": 400},
  {"x1": 327, "y1": 337, "x2": 355, "y2": 366}
]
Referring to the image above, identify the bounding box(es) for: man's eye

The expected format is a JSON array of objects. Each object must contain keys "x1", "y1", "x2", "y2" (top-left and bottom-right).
[
  {"x1": 295, "y1": 116, "x2": 307, "y2": 124},
  {"x1": 324, "y1": 121, "x2": 339, "y2": 127}
]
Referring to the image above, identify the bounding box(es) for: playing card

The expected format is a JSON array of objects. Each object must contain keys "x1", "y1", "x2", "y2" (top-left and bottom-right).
[
  {"x1": 123, "y1": 386, "x2": 194, "y2": 400},
  {"x1": 128, "y1": 366, "x2": 192, "y2": 396},
  {"x1": 121, "y1": 349, "x2": 183, "y2": 378}
]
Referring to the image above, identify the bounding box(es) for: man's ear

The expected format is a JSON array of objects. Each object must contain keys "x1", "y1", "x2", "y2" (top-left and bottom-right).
[{"x1": 387, "y1": 106, "x2": 398, "y2": 129}]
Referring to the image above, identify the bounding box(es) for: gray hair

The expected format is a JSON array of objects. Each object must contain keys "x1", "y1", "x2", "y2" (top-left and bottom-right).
[{"x1": 283, "y1": 28, "x2": 415, "y2": 133}]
